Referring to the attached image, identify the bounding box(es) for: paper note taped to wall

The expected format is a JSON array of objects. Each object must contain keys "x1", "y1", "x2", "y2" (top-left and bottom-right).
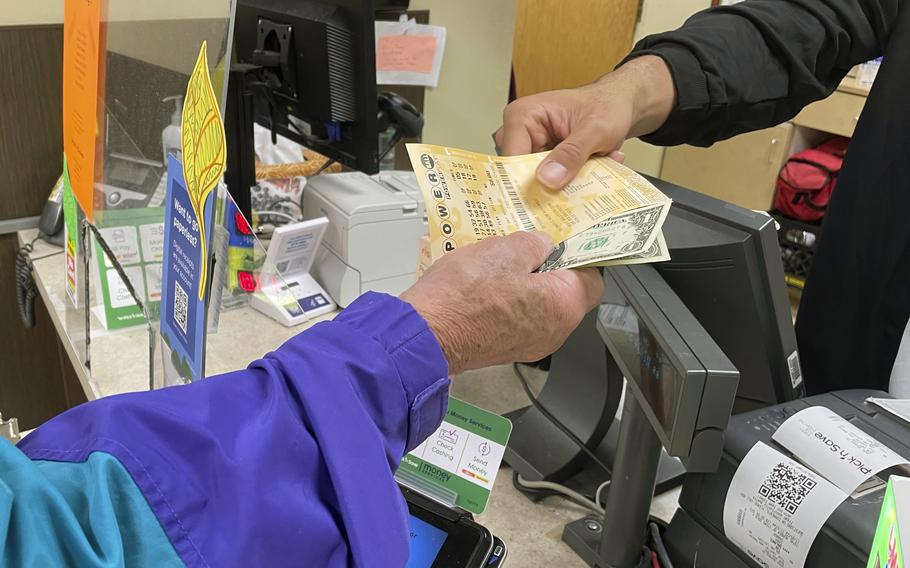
[
  {"x1": 375, "y1": 19, "x2": 446, "y2": 87},
  {"x1": 377, "y1": 34, "x2": 437, "y2": 73},
  {"x1": 724, "y1": 441, "x2": 848, "y2": 568},
  {"x1": 772, "y1": 406, "x2": 910, "y2": 495}
]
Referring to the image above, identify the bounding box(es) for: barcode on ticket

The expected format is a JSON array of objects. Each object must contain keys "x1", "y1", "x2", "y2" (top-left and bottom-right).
[
  {"x1": 493, "y1": 160, "x2": 535, "y2": 231},
  {"x1": 758, "y1": 462, "x2": 817, "y2": 514}
]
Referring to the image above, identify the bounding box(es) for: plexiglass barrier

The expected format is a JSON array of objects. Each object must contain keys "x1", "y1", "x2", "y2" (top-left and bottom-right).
[{"x1": 62, "y1": 0, "x2": 307, "y2": 394}]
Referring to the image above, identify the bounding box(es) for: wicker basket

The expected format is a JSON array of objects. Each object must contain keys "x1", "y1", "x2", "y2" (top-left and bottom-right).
[{"x1": 254, "y1": 148, "x2": 344, "y2": 180}]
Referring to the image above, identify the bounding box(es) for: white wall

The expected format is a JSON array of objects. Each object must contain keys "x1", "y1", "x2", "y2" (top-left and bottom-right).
[
  {"x1": 410, "y1": 0, "x2": 517, "y2": 154},
  {"x1": 621, "y1": 0, "x2": 710, "y2": 177},
  {"x1": 0, "y1": 1, "x2": 63, "y2": 25}
]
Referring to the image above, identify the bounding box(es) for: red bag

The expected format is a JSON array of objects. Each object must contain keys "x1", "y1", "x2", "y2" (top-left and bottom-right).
[{"x1": 775, "y1": 137, "x2": 849, "y2": 222}]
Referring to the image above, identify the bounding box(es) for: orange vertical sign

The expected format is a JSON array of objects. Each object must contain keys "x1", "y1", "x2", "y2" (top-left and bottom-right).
[{"x1": 63, "y1": 0, "x2": 102, "y2": 222}]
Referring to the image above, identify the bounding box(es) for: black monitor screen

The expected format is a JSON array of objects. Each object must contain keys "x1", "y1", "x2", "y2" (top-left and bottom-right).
[{"x1": 234, "y1": 0, "x2": 379, "y2": 173}]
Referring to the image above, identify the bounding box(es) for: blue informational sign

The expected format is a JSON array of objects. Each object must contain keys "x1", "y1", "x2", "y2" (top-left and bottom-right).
[{"x1": 159, "y1": 155, "x2": 215, "y2": 382}]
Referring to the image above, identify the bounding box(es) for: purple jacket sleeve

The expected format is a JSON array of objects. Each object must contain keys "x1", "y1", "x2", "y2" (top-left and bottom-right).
[{"x1": 18, "y1": 292, "x2": 451, "y2": 568}]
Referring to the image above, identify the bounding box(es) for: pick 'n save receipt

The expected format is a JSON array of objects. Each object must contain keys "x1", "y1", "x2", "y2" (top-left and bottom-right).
[
  {"x1": 724, "y1": 441, "x2": 848, "y2": 568},
  {"x1": 771, "y1": 406, "x2": 910, "y2": 495}
]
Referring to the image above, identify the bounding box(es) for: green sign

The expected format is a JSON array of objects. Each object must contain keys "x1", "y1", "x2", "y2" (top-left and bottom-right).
[
  {"x1": 91, "y1": 207, "x2": 165, "y2": 329},
  {"x1": 398, "y1": 397, "x2": 512, "y2": 514},
  {"x1": 62, "y1": 156, "x2": 80, "y2": 306}
]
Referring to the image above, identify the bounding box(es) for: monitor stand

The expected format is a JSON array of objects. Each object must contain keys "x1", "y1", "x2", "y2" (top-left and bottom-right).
[
  {"x1": 503, "y1": 310, "x2": 685, "y2": 499},
  {"x1": 562, "y1": 394, "x2": 664, "y2": 568}
]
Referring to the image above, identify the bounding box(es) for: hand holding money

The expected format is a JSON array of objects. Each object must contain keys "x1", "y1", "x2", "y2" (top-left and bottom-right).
[
  {"x1": 401, "y1": 231, "x2": 603, "y2": 374},
  {"x1": 407, "y1": 144, "x2": 671, "y2": 271}
]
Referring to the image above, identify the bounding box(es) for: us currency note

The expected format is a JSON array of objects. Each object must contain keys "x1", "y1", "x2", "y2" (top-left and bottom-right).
[
  {"x1": 589, "y1": 232, "x2": 669, "y2": 267},
  {"x1": 537, "y1": 204, "x2": 670, "y2": 272},
  {"x1": 406, "y1": 143, "x2": 672, "y2": 262}
]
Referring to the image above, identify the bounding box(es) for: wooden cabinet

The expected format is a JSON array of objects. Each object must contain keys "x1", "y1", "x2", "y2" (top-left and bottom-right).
[
  {"x1": 792, "y1": 90, "x2": 866, "y2": 138},
  {"x1": 512, "y1": 0, "x2": 641, "y2": 95},
  {"x1": 661, "y1": 124, "x2": 794, "y2": 211}
]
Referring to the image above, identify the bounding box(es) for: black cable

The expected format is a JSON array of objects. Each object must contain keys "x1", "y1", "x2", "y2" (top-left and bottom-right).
[
  {"x1": 513, "y1": 362, "x2": 611, "y2": 472},
  {"x1": 649, "y1": 522, "x2": 674, "y2": 568},
  {"x1": 265, "y1": 197, "x2": 303, "y2": 212},
  {"x1": 312, "y1": 156, "x2": 338, "y2": 176},
  {"x1": 88, "y1": 224, "x2": 150, "y2": 320},
  {"x1": 648, "y1": 515, "x2": 670, "y2": 531},
  {"x1": 378, "y1": 130, "x2": 404, "y2": 162},
  {"x1": 15, "y1": 237, "x2": 41, "y2": 328},
  {"x1": 87, "y1": 222, "x2": 157, "y2": 391}
]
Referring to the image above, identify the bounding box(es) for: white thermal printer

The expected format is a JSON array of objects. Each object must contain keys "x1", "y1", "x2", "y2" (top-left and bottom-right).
[{"x1": 302, "y1": 171, "x2": 427, "y2": 307}]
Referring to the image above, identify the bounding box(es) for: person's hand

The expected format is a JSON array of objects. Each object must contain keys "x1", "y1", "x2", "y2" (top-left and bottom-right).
[
  {"x1": 494, "y1": 55, "x2": 676, "y2": 189},
  {"x1": 400, "y1": 231, "x2": 603, "y2": 375}
]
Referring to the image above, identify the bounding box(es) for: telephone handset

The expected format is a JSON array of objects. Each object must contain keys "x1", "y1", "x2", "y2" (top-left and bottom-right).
[{"x1": 38, "y1": 175, "x2": 65, "y2": 246}]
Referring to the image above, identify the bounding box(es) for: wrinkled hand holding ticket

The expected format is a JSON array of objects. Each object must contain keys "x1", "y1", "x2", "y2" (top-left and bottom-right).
[{"x1": 406, "y1": 143, "x2": 671, "y2": 270}]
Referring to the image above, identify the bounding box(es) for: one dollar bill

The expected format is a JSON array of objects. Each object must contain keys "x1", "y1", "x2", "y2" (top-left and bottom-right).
[
  {"x1": 538, "y1": 204, "x2": 670, "y2": 272},
  {"x1": 587, "y1": 232, "x2": 670, "y2": 268},
  {"x1": 406, "y1": 143, "x2": 672, "y2": 263}
]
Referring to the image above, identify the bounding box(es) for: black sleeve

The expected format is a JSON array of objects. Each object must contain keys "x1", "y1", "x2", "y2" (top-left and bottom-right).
[{"x1": 626, "y1": 0, "x2": 900, "y2": 147}]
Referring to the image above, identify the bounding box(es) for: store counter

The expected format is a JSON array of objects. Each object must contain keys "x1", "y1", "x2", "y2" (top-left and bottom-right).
[{"x1": 17, "y1": 228, "x2": 337, "y2": 400}]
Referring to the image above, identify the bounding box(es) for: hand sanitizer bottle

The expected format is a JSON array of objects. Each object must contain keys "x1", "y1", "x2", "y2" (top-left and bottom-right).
[{"x1": 161, "y1": 95, "x2": 184, "y2": 160}]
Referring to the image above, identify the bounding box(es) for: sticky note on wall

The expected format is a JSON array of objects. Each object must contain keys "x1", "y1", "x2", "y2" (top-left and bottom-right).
[{"x1": 377, "y1": 34, "x2": 437, "y2": 73}]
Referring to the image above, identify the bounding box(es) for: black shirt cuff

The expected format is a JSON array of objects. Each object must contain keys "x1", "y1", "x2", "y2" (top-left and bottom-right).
[{"x1": 620, "y1": 42, "x2": 712, "y2": 147}]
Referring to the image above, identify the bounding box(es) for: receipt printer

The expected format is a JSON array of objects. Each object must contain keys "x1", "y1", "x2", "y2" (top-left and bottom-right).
[
  {"x1": 664, "y1": 389, "x2": 909, "y2": 567},
  {"x1": 302, "y1": 171, "x2": 427, "y2": 307}
]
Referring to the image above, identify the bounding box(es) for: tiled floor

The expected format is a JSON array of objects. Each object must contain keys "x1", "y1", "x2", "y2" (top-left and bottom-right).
[{"x1": 450, "y1": 364, "x2": 680, "y2": 567}]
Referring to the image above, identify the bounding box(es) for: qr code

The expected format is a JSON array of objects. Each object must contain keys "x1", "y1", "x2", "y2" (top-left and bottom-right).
[
  {"x1": 759, "y1": 463, "x2": 817, "y2": 514},
  {"x1": 173, "y1": 280, "x2": 188, "y2": 334}
]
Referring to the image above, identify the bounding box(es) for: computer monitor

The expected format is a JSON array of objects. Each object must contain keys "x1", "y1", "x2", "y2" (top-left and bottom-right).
[
  {"x1": 505, "y1": 176, "x2": 804, "y2": 489},
  {"x1": 233, "y1": 0, "x2": 380, "y2": 173},
  {"x1": 649, "y1": 176, "x2": 805, "y2": 412}
]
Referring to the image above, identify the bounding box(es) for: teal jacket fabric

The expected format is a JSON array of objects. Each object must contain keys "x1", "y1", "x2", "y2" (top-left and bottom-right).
[{"x1": 0, "y1": 444, "x2": 181, "y2": 566}]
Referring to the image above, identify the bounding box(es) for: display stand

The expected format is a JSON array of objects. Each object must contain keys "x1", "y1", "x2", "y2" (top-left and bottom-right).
[
  {"x1": 555, "y1": 266, "x2": 739, "y2": 568},
  {"x1": 562, "y1": 395, "x2": 663, "y2": 568},
  {"x1": 504, "y1": 313, "x2": 686, "y2": 499}
]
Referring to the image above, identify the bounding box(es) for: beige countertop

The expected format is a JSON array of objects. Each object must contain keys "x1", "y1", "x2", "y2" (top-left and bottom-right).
[{"x1": 19, "y1": 228, "x2": 335, "y2": 399}]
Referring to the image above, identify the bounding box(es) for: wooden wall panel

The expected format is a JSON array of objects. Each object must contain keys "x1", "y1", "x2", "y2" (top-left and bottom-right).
[
  {"x1": 0, "y1": 25, "x2": 63, "y2": 221},
  {"x1": 0, "y1": 235, "x2": 72, "y2": 429},
  {"x1": 0, "y1": 25, "x2": 83, "y2": 428},
  {"x1": 512, "y1": 0, "x2": 640, "y2": 96}
]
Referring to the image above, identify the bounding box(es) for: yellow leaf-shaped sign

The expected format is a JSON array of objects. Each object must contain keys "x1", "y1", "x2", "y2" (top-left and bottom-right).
[{"x1": 181, "y1": 41, "x2": 226, "y2": 300}]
